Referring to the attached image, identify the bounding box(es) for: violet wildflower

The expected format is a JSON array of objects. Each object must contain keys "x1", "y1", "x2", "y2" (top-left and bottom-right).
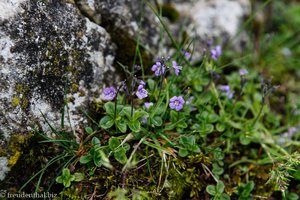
[
  {"x1": 172, "y1": 61, "x2": 182, "y2": 76},
  {"x1": 144, "y1": 102, "x2": 153, "y2": 110},
  {"x1": 151, "y1": 61, "x2": 165, "y2": 76},
  {"x1": 278, "y1": 127, "x2": 298, "y2": 144},
  {"x1": 218, "y1": 85, "x2": 234, "y2": 99},
  {"x1": 182, "y1": 50, "x2": 191, "y2": 59},
  {"x1": 139, "y1": 80, "x2": 146, "y2": 86},
  {"x1": 136, "y1": 85, "x2": 148, "y2": 99},
  {"x1": 141, "y1": 116, "x2": 148, "y2": 124},
  {"x1": 169, "y1": 96, "x2": 185, "y2": 111},
  {"x1": 239, "y1": 69, "x2": 248, "y2": 76},
  {"x1": 102, "y1": 86, "x2": 117, "y2": 101},
  {"x1": 210, "y1": 45, "x2": 222, "y2": 60}
]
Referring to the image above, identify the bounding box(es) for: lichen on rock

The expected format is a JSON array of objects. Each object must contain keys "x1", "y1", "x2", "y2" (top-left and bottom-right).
[{"x1": 0, "y1": 0, "x2": 116, "y2": 180}]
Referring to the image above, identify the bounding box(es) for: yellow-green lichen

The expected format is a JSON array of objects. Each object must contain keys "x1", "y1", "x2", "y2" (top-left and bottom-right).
[
  {"x1": 1, "y1": 133, "x2": 32, "y2": 168},
  {"x1": 8, "y1": 151, "x2": 21, "y2": 166},
  {"x1": 11, "y1": 96, "x2": 21, "y2": 107},
  {"x1": 13, "y1": 84, "x2": 30, "y2": 110}
]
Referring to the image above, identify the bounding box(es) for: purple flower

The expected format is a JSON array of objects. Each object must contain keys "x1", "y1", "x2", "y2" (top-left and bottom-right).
[
  {"x1": 172, "y1": 61, "x2": 182, "y2": 76},
  {"x1": 218, "y1": 85, "x2": 234, "y2": 99},
  {"x1": 169, "y1": 96, "x2": 185, "y2": 111},
  {"x1": 102, "y1": 87, "x2": 117, "y2": 101},
  {"x1": 278, "y1": 127, "x2": 298, "y2": 144},
  {"x1": 144, "y1": 102, "x2": 153, "y2": 110},
  {"x1": 151, "y1": 61, "x2": 165, "y2": 76},
  {"x1": 136, "y1": 85, "x2": 148, "y2": 99},
  {"x1": 182, "y1": 50, "x2": 191, "y2": 59},
  {"x1": 210, "y1": 45, "x2": 222, "y2": 60},
  {"x1": 139, "y1": 80, "x2": 146, "y2": 86},
  {"x1": 141, "y1": 116, "x2": 148, "y2": 124},
  {"x1": 239, "y1": 69, "x2": 248, "y2": 76}
]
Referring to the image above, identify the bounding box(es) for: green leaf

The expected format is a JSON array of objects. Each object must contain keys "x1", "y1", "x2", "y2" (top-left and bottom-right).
[
  {"x1": 91, "y1": 137, "x2": 101, "y2": 148},
  {"x1": 220, "y1": 193, "x2": 230, "y2": 200},
  {"x1": 128, "y1": 120, "x2": 141, "y2": 132},
  {"x1": 212, "y1": 164, "x2": 224, "y2": 176},
  {"x1": 152, "y1": 116, "x2": 163, "y2": 126},
  {"x1": 153, "y1": 103, "x2": 165, "y2": 116},
  {"x1": 133, "y1": 110, "x2": 149, "y2": 121},
  {"x1": 177, "y1": 121, "x2": 188, "y2": 129},
  {"x1": 216, "y1": 123, "x2": 225, "y2": 132},
  {"x1": 147, "y1": 79, "x2": 155, "y2": 91},
  {"x1": 216, "y1": 181, "x2": 225, "y2": 193},
  {"x1": 287, "y1": 193, "x2": 299, "y2": 200},
  {"x1": 120, "y1": 106, "x2": 132, "y2": 119},
  {"x1": 109, "y1": 137, "x2": 120, "y2": 150},
  {"x1": 239, "y1": 135, "x2": 251, "y2": 145},
  {"x1": 74, "y1": 172, "x2": 85, "y2": 182},
  {"x1": 178, "y1": 148, "x2": 189, "y2": 157},
  {"x1": 62, "y1": 168, "x2": 71, "y2": 177},
  {"x1": 123, "y1": 143, "x2": 130, "y2": 151},
  {"x1": 170, "y1": 110, "x2": 178, "y2": 122},
  {"x1": 116, "y1": 119, "x2": 127, "y2": 133},
  {"x1": 104, "y1": 102, "x2": 115, "y2": 116},
  {"x1": 56, "y1": 176, "x2": 63, "y2": 184},
  {"x1": 241, "y1": 181, "x2": 254, "y2": 197},
  {"x1": 206, "y1": 185, "x2": 216, "y2": 196},
  {"x1": 93, "y1": 157, "x2": 102, "y2": 167},
  {"x1": 79, "y1": 155, "x2": 92, "y2": 164},
  {"x1": 85, "y1": 127, "x2": 94, "y2": 134},
  {"x1": 99, "y1": 116, "x2": 114, "y2": 129},
  {"x1": 180, "y1": 135, "x2": 195, "y2": 146},
  {"x1": 190, "y1": 145, "x2": 201, "y2": 153},
  {"x1": 114, "y1": 148, "x2": 128, "y2": 164},
  {"x1": 214, "y1": 148, "x2": 224, "y2": 160}
]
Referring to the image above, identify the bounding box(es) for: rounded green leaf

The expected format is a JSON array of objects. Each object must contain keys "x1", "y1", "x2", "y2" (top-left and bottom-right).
[
  {"x1": 80, "y1": 155, "x2": 92, "y2": 164},
  {"x1": 116, "y1": 119, "x2": 127, "y2": 133},
  {"x1": 99, "y1": 116, "x2": 114, "y2": 129},
  {"x1": 128, "y1": 120, "x2": 141, "y2": 132},
  {"x1": 206, "y1": 185, "x2": 216, "y2": 196},
  {"x1": 152, "y1": 116, "x2": 162, "y2": 126},
  {"x1": 56, "y1": 176, "x2": 63, "y2": 184},
  {"x1": 74, "y1": 172, "x2": 85, "y2": 182},
  {"x1": 216, "y1": 181, "x2": 225, "y2": 193},
  {"x1": 114, "y1": 148, "x2": 127, "y2": 164},
  {"x1": 91, "y1": 137, "x2": 101, "y2": 147},
  {"x1": 133, "y1": 110, "x2": 149, "y2": 121},
  {"x1": 104, "y1": 102, "x2": 115, "y2": 116},
  {"x1": 109, "y1": 137, "x2": 120, "y2": 150},
  {"x1": 216, "y1": 123, "x2": 225, "y2": 132},
  {"x1": 178, "y1": 148, "x2": 189, "y2": 157},
  {"x1": 85, "y1": 127, "x2": 94, "y2": 134}
]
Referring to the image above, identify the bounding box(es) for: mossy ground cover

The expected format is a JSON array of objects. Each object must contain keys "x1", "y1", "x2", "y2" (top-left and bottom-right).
[{"x1": 2, "y1": 1, "x2": 300, "y2": 200}]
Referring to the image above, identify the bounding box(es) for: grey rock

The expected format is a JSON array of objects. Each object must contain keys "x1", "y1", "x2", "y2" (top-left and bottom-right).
[
  {"x1": 0, "y1": 157, "x2": 9, "y2": 181},
  {"x1": 0, "y1": 0, "x2": 116, "y2": 175},
  {"x1": 160, "y1": 0, "x2": 251, "y2": 58},
  {"x1": 75, "y1": 0, "x2": 161, "y2": 66}
]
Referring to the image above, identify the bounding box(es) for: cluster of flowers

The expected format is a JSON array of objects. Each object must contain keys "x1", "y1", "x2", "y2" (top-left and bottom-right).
[
  {"x1": 102, "y1": 55, "x2": 187, "y2": 112},
  {"x1": 102, "y1": 47, "x2": 246, "y2": 113}
]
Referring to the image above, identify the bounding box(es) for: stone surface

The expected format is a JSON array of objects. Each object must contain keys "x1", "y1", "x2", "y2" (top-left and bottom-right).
[
  {"x1": 75, "y1": 0, "x2": 161, "y2": 66},
  {"x1": 0, "y1": 0, "x2": 116, "y2": 178},
  {"x1": 175, "y1": 0, "x2": 250, "y2": 38},
  {"x1": 161, "y1": 0, "x2": 251, "y2": 58}
]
